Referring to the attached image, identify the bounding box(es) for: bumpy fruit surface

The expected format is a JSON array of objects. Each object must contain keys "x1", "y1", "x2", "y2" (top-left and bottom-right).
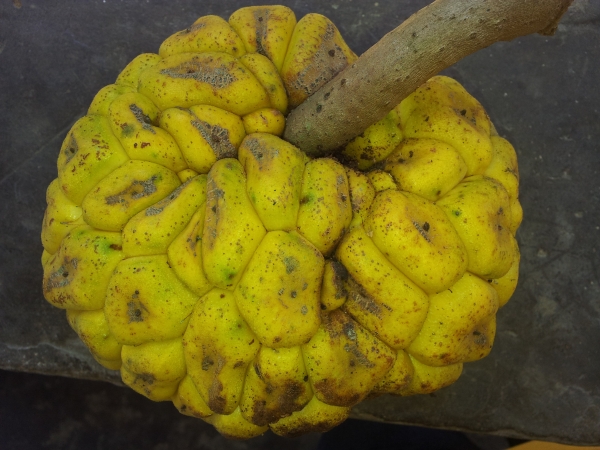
[{"x1": 42, "y1": 6, "x2": 522, "y2": 439}]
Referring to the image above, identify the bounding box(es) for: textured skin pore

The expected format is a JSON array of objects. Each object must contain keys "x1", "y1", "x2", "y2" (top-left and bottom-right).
[{"x1": 41, "y1": 5, "x2": 522, "y2": 439}]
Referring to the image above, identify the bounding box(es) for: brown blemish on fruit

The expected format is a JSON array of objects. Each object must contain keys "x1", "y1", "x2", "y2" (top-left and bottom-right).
[
  {"x1": 127, "y1": 295, "x2": 148, "y2": 323},
  {"x1": 129, "y1": 104, "x2": 156, "y2": 133},
  {"x1": 44, "y1": 257, "x2": 78, "y2": 293},
  {"x1": 201, "y1": 355, "x2": 214, "y2": 371},
  {"x1": 191, "y1": 119, "x2": 236, "y2": 159},
  {"x1": 330, "y1": 261, "x2": 349, "y2": 299},
  {"x1": 250, "y1": 381, "x2": 307, "y2": 426},
  {"x1": 145, "y1": 180, "x2": 188, "y2": 216},
  {"x1": 105, "y1": 176, "x2": 158, "y2": 206},
  {"x1": 413, "y1": 220, "x2": 432, "y2": 243},
  {"x1": 344, "y1": 280, "x2": 382, "y2": 319},
  {"x1": 161, "y1": 58, "x2": 237, "y2": 89},
  {"x1": 63, "y1": 134, "x2": 79, "y2": 163},
  {"x1": 286, "y1": 22, "x2": 351, "y2": 107},
  {"x1": 208, "y1": 380, "x2": 227, "y2": 414},
  {"x1": 253, "y1": 9, "x2": 269, "y2": 57},
  {"x1": 181, "y1": 21, "x2": 206, "y2": 35},
  {"x1": 134, "y1": 372, "x2": 155, "y2": 391},
  {"x1": 313, "y1": 379, "x2": 361, "y2": 407}
]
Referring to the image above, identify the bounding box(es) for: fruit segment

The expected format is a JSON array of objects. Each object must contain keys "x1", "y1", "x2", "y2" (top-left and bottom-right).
[
  {"x1": 183, "y1": 289, "x2": 261, "y2": 415},
  {"x1": 345, "y1": 169, "x2": 375, "y2": 230},
  {"x1": 166, "y1": 207, "x2": 213, "y2": 297},
  {"x1": 122, "y1": 175, "x2": 207, "y2": 257},
  {"x1": 407, "y1": 272, "x2": 499, "y2": 366},
  {"x1": 229, "y1": 5, "x2": 297, "y2": 72},
  {"x1": 120, "y1": 338, "x2": 187, "y2": 401},
  {"x1": 202, "y1": 158, "x2": 266, "y2": 289},
  {"x1": 115, "y1": 53, "x2": 162, "y2": 88},
  {"x1": 343, "y1": 111, "x2": 403, "y2": 170},
  {"x1": 489, "y1": 233, "x2": 521, "y2": 308},
  {"x1": 234, "y1": 231, "x2": 324, "y2": 348},
  {"x1": 281, "y1": 13, "x2": 357, "y2": 108},
  {"x1": 104, "y1": 255, "x2": 199, "y2": 345},
  {"x1": 485, "y1": 136, "x2": 522, "y2": 234},
  {"x1": 320, "y1": 260, "x2": 348, "y2": 312},
  {"x1": 66, "y1": 309, "x2": 122, "y2": 370},
  {"x1": 399, "y1": 76, "x2": 493, "y2": 176},
  {"x1": 57, "y1": 115, "x2": 129, "y2": 205},
  {"x1": 41, "y1": 179, "x2": 85, "y2": 254},
  {"x1": 239, "y1": 53, "x2": 288, "y2": 113},
  {"x1": 302, "y1": 309, "x2": 395, "y2": 407},
  {"x1": 238, "y1": 133, "x2": 305, "y2": 232},
  {"x1": 399, "y1": 355, "x2": 463, "y2": 396},
  {"x1": 364, "y1": 190, "x2": 468, "y2": 294},
  {"x1": 81, "y1": 160, "x2": 181, "y2": 232},
  {"x1": 43, "y1": 226, "x2": 124, "y2": 310},
  {"x1": 242, "y1": 108, "x2": 286, "y2": 136},
  {"x1": 385, "y1": 138, "x2": 468, "y2": 201},
  {"x1": 336, "y1": 226, "x2": 429, "y2": 349},
  {"x1": 172, "y1": 375, "x2": 213, "y2": 418},
  {"x1": 159, "y1": 15, "x2": 246, "y2": 58},
  {"x1": 367, "y1": 170, "x2": 397, "y2": 192},
  {"x1": 437, "y1": 176, "x2": 514, "y2": 279},
  {"x1": 160, "y1": 105, "x2": 246, "y2": 174},
  {"x1": 296, "y1": 158, "x2": 352, "y2": 255},
  {"x1": 88, "y1": 84, "x2": 136, "y2": 116},
  {"x1": 108, "y1": 92, "x2": 187, "y2": 172},
  {"x1": 373, "y1": 349, "x2": 414, "y2": 394},
  {"x1": 485, "y1": 136, "x2": 520, "y2": 203},
  {"x1": 397, "y1": 76, "x2": 492, "y2": 136},
  {"x1": 270, "y1": 395, "x2": 350, "y2": 437},
  {"x1": 205, "y1": 407, "x2": 268, "y2": 439},
  {"x1": 240, "y1": 346, "x2": 312, "y2": 426}
]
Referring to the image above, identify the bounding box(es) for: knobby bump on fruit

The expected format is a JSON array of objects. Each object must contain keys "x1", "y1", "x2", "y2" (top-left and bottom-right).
[{"x1": 41, "y1": 5, "x2": 522, "y2": 439}]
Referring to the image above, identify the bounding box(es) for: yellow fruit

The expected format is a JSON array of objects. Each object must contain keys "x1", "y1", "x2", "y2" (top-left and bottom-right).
[{"x1": 41, "y1": 6, "x2": 522, "y2": 439}]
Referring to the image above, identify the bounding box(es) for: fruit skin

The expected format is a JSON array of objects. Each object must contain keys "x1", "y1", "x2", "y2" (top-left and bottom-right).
[{"x1": 41, "y1": 5, "x2": 522, "y2": 439}]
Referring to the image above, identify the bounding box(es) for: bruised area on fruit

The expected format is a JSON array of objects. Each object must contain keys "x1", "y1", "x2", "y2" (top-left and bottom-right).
[{"x1": 41, "y1": 5, "x2": 522, "y2": 440}]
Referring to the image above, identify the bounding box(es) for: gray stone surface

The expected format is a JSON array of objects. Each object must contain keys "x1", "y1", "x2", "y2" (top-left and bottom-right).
[{"x1": 1, "y1": 0, "x2": 599, "y2": 445}]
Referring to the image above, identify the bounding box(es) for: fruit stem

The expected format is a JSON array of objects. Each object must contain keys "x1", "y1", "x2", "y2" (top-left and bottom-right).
[{"x1": 284, "y1": 0, "x2": 573, "y2": 155}]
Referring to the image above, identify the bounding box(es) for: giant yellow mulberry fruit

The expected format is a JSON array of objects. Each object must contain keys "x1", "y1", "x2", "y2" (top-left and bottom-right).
[{"x1": 41, "y1": 5, "x2": 522, "y2": 439}]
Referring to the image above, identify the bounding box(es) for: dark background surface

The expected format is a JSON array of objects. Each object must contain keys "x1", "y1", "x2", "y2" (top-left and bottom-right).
[{"x1": 1, "y1": 0, "x2": 600, "y2": 447}]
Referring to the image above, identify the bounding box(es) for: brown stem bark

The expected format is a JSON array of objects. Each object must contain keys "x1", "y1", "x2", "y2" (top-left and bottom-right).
[{"x1": 284, "y1": 0, "x2": 573, "y2": 155}]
